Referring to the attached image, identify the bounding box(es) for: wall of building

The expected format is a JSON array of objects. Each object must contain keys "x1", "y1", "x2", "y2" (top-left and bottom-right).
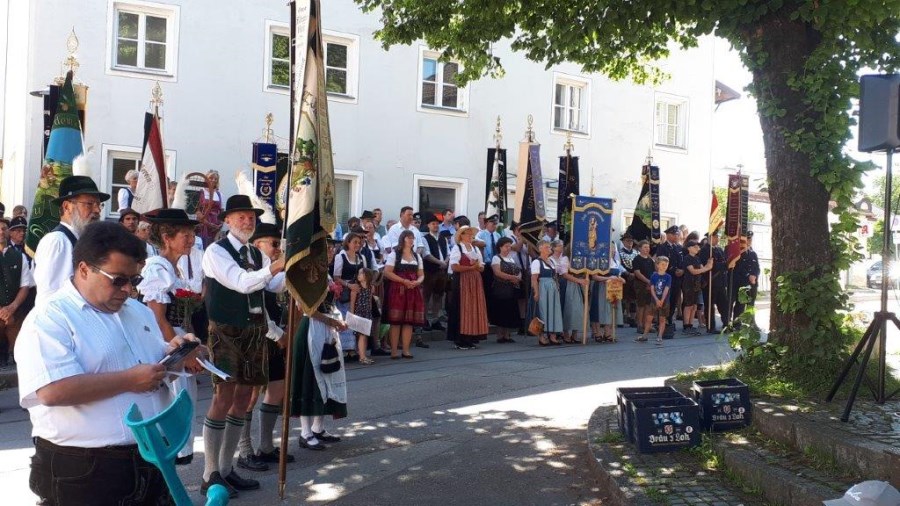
[{"x1": 3, "y1": 0, "x2": 717, "y2": 235}]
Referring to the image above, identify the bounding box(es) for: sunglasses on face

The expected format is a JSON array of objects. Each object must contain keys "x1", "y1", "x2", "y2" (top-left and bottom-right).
[{"x1": 91, "y1": 265, "x2": 143, "y2": 288}]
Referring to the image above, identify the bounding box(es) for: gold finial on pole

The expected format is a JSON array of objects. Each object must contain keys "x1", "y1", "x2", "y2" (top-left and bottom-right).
[
  {"x1": 590, "y1": 166, "x2": 597, "y2": 197},
  {"x1": 736, "y1": 163, "x2": 744, "y2": 175},
  {"x1": 564, "y1": 130, "x2": 574, "y2": 154},
  {"x1": 645, "y1": 147, "x2": 653, "y2": 166},
  {"x1": 494, "y1": 115, "x2": 503, "y2": 149},
  {"x1": 525, "y1": 114, "x2": 535, "y2": 143},
  {"x1": 264, "y1": 113, "x2": 275, "y2": 143},
  {"x1": 150, "y1": 82, "x2": 164, "y2": 114},
  {"x1": 55, "y1": 28, "x2": 80, "y2": 84}
]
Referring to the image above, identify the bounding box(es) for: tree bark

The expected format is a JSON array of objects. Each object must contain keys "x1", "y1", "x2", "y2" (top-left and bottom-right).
[{"x1": 746, "y1": 16, "x2": 830, "y2": 353}]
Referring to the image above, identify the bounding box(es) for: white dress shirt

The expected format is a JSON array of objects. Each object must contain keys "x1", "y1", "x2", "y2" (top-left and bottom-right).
[
  {"x1": 202, "y1": 232, "x2": 281, "y2": 297},
  {"x1": 33, "y1": 222, "x2": 78, "y2": 308},
  {"x1": 117, "y1": 187, "x2": 134, "y2": 210},
  {"x1": 17, "y1": 280, "x2": 170, "y2": 447},
  {"x1": 385, "y1": 222, "x2": 425, "y2": 252},
  {"x1": 1, "y1": 245, "x2": 35, "y2": 291}
]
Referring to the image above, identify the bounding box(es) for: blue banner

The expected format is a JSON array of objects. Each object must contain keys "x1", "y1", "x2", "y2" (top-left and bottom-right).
[
  {"x1": 569, "y1": 195, "x2": 614, "y2": 275},
  {"x1": 252, "y1": 142, "x2": 278, "y2": 210}
]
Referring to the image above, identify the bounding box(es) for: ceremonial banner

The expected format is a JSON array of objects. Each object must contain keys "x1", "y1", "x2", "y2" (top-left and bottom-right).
[
  {"x1": 133, "y1": 112, "x2": 167, "y2": 213},
  {"x1": 26, "y1": 71, "x2": 83, "y2": 255},
  {"x1": 484, "y1": 148, "x2": 507, "y2": 222},
  {"x1": 625, "y1": 165, "x2": 661, "y2": 244},
  {"x1": 41, "y1": 85, "x2": 60, "y2": 158},
  {"x1": 253, "y1": 142, "x2": 279, "y2": 211},
  {"x1": 284, "y1": 0, "x2": 337, "y2": 313},
  {"x1": 513, "y1": 141, "x2": 547, "y2": 247},
  {"x1": 557, "y1": 154, "x2": 580, "y2": 244},
  {"x1": 569, "y1": 196, "x2": 613, "y2": 275},
  {"x1": 709, "y1": 190, "x2": 724, "y2": 236},
  {"x1": 725, "y1": 174, "x2": 745, "y2": 269}
]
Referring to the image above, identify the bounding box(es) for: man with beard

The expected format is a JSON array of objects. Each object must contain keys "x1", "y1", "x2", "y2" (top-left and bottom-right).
[
  {"x1": 200, "y1": 195, "x2": 285, "y2": 498},
  {"x1": 33, "y1": 176, "x2": 109, "y2": 307}
]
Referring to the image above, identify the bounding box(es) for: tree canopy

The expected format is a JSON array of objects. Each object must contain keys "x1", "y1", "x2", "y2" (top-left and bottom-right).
[{"x1": 356, "y1": 0, "x2": 900, "y2": 388}]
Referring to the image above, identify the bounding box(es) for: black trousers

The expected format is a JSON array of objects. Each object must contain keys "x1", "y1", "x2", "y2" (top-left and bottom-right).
[
  {"x1": 707, "y1": 281, "x2": 729, "y2": 329},
  {"x1": 30, "y1": 437, "x2": 174, "y2": 506}
]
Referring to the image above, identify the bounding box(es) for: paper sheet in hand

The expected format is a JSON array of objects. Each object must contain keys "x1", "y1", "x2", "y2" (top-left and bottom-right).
[
  {"x1": 345, "y1": 313, "x2": 373, "y2": 336},
  {"x1": 198, "y1": 358, "x2": 232, "y2": 381}
]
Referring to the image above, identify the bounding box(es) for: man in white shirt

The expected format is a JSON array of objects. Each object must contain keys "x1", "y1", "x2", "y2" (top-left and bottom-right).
[
  {"x1": 0, "y1": 218, "x2": 35, "y2": 368},
  {"x1": 17, "y1": 221, "x2": 194, "y2": 505},
  {"x1": 33, "y1": 175, "x2": 109, "y2": 307},
  {"x1": 422, "y1": 214, "x2": 449, "y2": 332},
  {"x1": 117, "y1": 169, "x2": 138, "y2": 210},
  {"x1": 385, "y1": 206, "x2": 425, "y2": 255},
  {"x1": 200, "y1": 195, "x2": 286, "y2": 498},
  {"x1": 542, "y1": 221, "x2": 559, "y2": 243}
]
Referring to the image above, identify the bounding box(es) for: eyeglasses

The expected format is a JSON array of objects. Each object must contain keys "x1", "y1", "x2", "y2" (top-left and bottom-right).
[
  {"x1": 266, "y1": 240, "x2": 281, "y2": 249},
  {"x1": 73, "y1": 200, "x2": 104, "y2": 211},
  {"x1": 91, "y1": 265, "x2": 143, "y2": 288}
]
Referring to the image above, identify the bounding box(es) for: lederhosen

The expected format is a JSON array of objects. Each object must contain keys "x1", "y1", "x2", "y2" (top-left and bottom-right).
[{"x1": 206, "y1": 239, "x2": 268, "y2": 385}]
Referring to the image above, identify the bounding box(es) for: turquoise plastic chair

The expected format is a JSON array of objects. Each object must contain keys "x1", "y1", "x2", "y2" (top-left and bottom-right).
[{"x1": 125, "y1": 390, "x2": 229, "y2": 506}]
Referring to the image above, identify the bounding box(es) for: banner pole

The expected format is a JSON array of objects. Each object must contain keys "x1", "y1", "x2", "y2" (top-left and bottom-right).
[
  {"x1": 582, "y1": 272, "x2": 590, "y2": 345},
  {"x1": 708, "y1": 243, "x2": 714, "y2": 330}
]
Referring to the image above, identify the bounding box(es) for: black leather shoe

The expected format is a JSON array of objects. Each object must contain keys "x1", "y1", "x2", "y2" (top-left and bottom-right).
[
  {"x1": 224, "y1": 469, "x2": 260, "y2": 490},
  {"x1": 415, "y1": 339, "x2": 430, "y2": 348},
  {"x1": 430, "y1": 321, "x2": 445, "y2": 331},
  {"x1": 201, "y1": 471, "x2": 238, "y2": 498},
  {"x1": 237, "y1": 454, "x2": 269, "y2": 472},
  {"x1": 174, "y1": 454, "x2": 193, "y2": 466},
  {"x1": 314, "y1": 431, "x2": 341, "y2": 443},
  {"x1": 298, "y1": 435, "x2": 326, "y2": 451},
  {"x1": 256, "y1": 448, "x2": 295, "y2": 463}
]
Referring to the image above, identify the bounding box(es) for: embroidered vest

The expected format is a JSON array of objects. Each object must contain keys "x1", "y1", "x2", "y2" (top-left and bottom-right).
[{"x1": 0, "y1": 248, "x2": 23, "y2": 306}]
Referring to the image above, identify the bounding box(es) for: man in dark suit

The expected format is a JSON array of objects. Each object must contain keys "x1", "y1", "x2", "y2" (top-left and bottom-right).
[
  {"x1": 699, "y1": 230, "x2": 728, "y2": 332},
  {"x1": 730, "y1": 231, "x2": 760, "y2": 327},
  {"x1": 655, "y1": 226, "x2": 683, "y2": 337}
]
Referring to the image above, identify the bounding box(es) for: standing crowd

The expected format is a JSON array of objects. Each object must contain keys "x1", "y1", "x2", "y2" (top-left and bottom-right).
[{"x1": 5, "y1": 172, "x2": 760, "y2": 504}]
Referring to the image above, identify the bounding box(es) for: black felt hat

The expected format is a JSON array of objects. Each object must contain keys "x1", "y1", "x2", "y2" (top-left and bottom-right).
[
  {"x1": 52, "y1": 176, "x2": 111, "y2": 205},
  {"x1": 118, "y1": 208, "x2": 140, "y2": 222},
  {"x1": 8, "y1": 216, "x2": 27, "y2": 230},
  {"x1": 143, "y1": 208, "x2": 199, "y2": 226},
  {"x1": 218, "y1": 195, "x2": 264, "y2": 220},
  {"x1": 360, "y1": 210, "x2": 375, "y2": 220},
  {"x1": 249, "y1": 222, "x2": 281, "y2": 242}
]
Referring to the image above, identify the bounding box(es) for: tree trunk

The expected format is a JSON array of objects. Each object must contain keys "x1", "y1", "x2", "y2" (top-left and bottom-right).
[{"x1": 746, "y1": 17, "x2": 830, "y2": 353}]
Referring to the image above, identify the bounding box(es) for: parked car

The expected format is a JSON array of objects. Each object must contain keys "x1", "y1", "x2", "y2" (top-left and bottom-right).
[{"x1": 867, "y1": 260, "x2": 900, "y2": 288}]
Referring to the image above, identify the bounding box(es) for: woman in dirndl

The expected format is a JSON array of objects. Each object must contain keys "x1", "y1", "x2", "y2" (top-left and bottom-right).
[
  {"x1": 489, "y1": 237, "x2": 522, "y2": 343},
  {"x1": 136, "y1": 208, "x2": 204, "y2": 465},
  {"x1": 552, "y1": 240, "x2": 588, "y2": 344},
  {"x1": 290, "y1": 246, "x2": 348, "y2": 451},
  {"x1": 333, "y1": 231, "x2": 368, "y2": 351},
  {"x1": 590, "y1": 244, "x2": 625, "y2": 343},
  {"x1": 531, "y1": 240, "x2": 563, "y2": 346},
  {"x1": 383, "y1": 230, "x2": 425, "y2": 359},
  {"x1": 446, "y1": 226, "x2": 489, "y2": 349},
  {"x1": 196, "y1": 170, "x2": 223, "y2": 248}
]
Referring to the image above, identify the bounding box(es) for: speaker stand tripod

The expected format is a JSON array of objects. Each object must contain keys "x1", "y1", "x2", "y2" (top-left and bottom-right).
[{"x1": 827, "y1": 149, "x2": 898, "y2": 421}]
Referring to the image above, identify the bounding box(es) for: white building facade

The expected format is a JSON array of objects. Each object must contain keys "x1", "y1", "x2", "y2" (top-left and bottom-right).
[{"x1": 2, "y1": 0, "x2": 719, "y2": 232}]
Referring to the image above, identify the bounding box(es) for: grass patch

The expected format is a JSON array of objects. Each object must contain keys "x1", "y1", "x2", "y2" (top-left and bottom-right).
[
  {"x1": 644, "y1": 486, "x2": 670, "y2": 504},
  {"x1": 598, "y1": 432, "x2": 625, "y2": 444},
  {"x1": 689, "y1": 433, "x2": 723, "y2": 471}
]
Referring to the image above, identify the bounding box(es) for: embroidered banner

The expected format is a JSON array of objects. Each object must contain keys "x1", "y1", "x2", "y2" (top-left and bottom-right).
[
  {"x1": 557, "y1": 154, "x2": 580, "y2": 244},
  {"x1": 570, "y1": 195, "x2": 613, "y2": 275},
  {"x1": 253, "y1": 142, "x2": 278, "y2": 211}
]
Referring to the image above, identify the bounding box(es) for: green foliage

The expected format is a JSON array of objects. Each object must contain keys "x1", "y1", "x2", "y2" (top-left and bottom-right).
[
  {"x1": 712, "y1": 186, "x2": 765, "y2": 225},
  {"x1": 356, "y1": 0, "x2": 900, "y2": 386},
  {"x1": 867, "y1": 220, "x2": 896, "y2": 259}
]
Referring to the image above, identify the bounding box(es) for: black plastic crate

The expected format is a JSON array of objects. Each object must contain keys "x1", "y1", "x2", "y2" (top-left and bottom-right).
[
  {"x1": 691, "y1": 378, "x2": 751, "y2": 431},
  {"x1": 629, "y1": 397, "x2": 701, "y2": 454},
  {"x1": 616, "y1": 387, "x2": 684, "y2": 442}
]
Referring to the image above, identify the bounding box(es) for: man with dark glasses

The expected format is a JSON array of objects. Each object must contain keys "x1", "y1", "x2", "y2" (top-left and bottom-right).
[
  {"x1": 33, "y1": 175, "x2": 109, "y2": 307},
  {"x1": 17, "y1": 221, "x2": 198, "y2": 505}
]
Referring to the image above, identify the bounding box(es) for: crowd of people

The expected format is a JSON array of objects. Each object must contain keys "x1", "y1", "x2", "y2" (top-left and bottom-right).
[{"x1": 3, "y1": 172, "x2": 761, "y2": 504}]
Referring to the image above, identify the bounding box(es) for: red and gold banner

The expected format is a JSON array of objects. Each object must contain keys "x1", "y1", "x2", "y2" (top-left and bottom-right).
[{"x1": 725, "y1": 174, "x2": 748, "y2": 269}]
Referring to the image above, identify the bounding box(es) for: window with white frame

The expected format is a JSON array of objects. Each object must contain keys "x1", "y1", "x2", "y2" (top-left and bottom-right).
[
  {"x1": 414, "y1": 176, "x2": 467, "y2": 217},
  {"x1": 552, "y1": 75, "x2": 590, "y2": 134},
  {"x1": 333, "y1": 170, "x2": 363, "y2": 226},
  {"x1": 418, "y1": 50, "x2": 467, "y2": 112},
  {"x1": 108, "y1": 150, "x2": 142, "y2": 214},
  {"x1": 655, "y1": 95, "x2": 689, "y2": 149},
  {"x1": 323, "y1": 32, "x2": 359, "y2": 100},
  {"x1": 268, "y1": 29, "x2": 290, "y2": 89},
  {"x1": 110, "y1": 2, "x2": 178, "y2": 76}
]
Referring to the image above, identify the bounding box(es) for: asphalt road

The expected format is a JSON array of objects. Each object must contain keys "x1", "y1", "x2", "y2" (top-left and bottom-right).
[{"x1": 0, "y1": 322, "x2": 744, "y2": 506}]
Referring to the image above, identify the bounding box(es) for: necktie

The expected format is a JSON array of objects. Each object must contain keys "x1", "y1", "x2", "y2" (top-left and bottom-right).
[
  {"x1": 239, "y1": 245, "x2": 251, "y2": 269},
  {"x1": 489, "y1": 233, "x2": 496, "y2": 258}
]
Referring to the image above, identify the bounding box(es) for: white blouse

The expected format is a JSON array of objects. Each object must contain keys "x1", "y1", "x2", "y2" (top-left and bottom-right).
[
  {"x1": 531, "y1": 258, "x2": 553, "y2": 275},
  {"x1": 551, "y1": 255, "x2": 569, "y2": 275},
  {"x1": 491, "y1": 254, "x2": 517, "y2": 266},
  {"x1": 448, "y1": 243, "x2": 482, "y2": 274},
  {"x1": 385, "y1": 251, "x2": 423, "y2": 268},
  {"x1": 137, "y1": 256, "x2": 192, "y2": 305}
]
